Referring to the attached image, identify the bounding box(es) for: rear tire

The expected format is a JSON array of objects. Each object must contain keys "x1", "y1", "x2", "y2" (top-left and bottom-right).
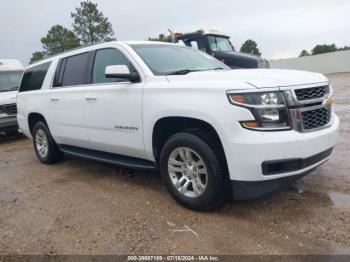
[
  {"x1": 32, "y1": 121, "x2": 63, "y2": 164},
  {"x1": 160, "y1": 132, "x2": 228, "y2": 211}
]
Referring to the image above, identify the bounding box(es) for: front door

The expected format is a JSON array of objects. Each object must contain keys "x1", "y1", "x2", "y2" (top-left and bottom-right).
[{"x1": 85, "y1": 48, "x2": 145, "y2": 159}]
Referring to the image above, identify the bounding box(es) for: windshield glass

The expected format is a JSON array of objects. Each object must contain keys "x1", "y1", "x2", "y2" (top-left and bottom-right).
[
  {"x1": 131, "y1": 44, "x2": 230, "y2": 75},
  {"x1": 0, "y1": 71, "x2": 23, "y2": 92},
  {"x1": 208, "y1": 36, "x2": 234, "y2": 52}
]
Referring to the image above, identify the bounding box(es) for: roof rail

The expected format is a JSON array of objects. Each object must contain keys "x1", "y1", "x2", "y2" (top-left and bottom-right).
[{"x1": 29, "y1": 41, "x2": 114, "y2": 65}]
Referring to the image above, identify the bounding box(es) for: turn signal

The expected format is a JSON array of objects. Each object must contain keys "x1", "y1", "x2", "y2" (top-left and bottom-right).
[
  {"x1": 242, "y1": 121, "x2": 258, "y2": 128},
  {"x1": 230, "y1": 95, "x2": 247, "y2": 104}
]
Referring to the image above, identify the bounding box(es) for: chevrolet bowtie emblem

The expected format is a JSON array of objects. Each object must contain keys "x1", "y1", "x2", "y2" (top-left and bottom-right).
[{"x1": 323, "y1": 97, "x2": 334, "y2": 107}]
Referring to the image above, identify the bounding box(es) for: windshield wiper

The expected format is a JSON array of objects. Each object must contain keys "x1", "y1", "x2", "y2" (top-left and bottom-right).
[
  {"x1": 167, "y1": 68, "x2": 225, "y2": 75},
  {"x1": 167, "y1": 69, "x2": 200, "y2": 75}
]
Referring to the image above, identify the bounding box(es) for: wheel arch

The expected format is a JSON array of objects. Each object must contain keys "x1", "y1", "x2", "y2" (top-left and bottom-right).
[
  {"x1": 28, "y1": 112, "x2": 48, "y2": 136},
  {"x1": 151, "y1": 116, "x2": 228, "y2": 170}
]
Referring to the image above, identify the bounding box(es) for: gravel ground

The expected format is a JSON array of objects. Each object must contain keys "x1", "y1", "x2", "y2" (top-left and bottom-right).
[{"x1": 0, "y1": 73, "x2": 349, "y2": 255}]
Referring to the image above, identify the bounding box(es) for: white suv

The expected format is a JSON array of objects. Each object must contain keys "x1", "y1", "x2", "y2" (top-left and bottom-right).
[{"x1": 17, "y1": 41, "x2": 339, "y2": 210}]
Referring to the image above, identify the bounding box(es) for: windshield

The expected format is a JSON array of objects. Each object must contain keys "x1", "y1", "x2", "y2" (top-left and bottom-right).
[
  {"x1": 131, "y1": 44, "x2": 230, "y2": 75},
  {"x1": 0, "y1": 71, "x2": 23, "y2": 92},
  {"x1": 208, "y1": 36, "x2": 234, "y2": 52}
]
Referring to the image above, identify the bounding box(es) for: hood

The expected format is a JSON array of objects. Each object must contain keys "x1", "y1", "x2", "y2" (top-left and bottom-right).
[
  {"x1": 166, "y1": 69, "x2": 328, "y2": 89},
  {"x1": 0, "y1": 90, "x2": 17, "y2": 105}
]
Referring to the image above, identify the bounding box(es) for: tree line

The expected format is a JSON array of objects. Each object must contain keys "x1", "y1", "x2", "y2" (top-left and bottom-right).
[
  {"x1": 299, "y1": 44, "x2": 350, "y2": 57},
  {"x1": 30, "y1": 1, "x2": 115, "y2": 63},
  {"x1": 149, "y1": 33, "x2": 350, "y2": 58},
  {"x1": 29, "y1": 1, "x2": 349, "y2": 63}
]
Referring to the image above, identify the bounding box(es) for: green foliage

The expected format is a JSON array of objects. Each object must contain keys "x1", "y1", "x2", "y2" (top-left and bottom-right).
[
  {"x1": 71, "y1": 0, "x2": 116, "y2": 44},
  {"x1": 299, "y1": 50, "x2": 310, "y2": 57},
  {"x1": 300, "y1": 44, "x2": 350, "y2": 58},
  {"x1": 338, "y1": 46, "x2": 350, "y2": 51},
  {"x1": 41, "y1": 25, "x2": 80, "y2": 56},
  {"x1": 311, "y1": 44, "x2": 337, "y2": 55},
  {"x1": 29, "y1": 52, "x2": 45, "y2": 64},
  {"x1": 240, "y1": 39, "x2": 261, "y2": 56},
  {"x1": 148, "y1": 33, "x2": 168, "y2": 42},
  {"x1": 29, "y1": 25, "x2": 80, "y2": 64}
]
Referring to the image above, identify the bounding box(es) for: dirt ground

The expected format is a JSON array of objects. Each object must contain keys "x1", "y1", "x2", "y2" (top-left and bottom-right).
[{"x1": 0, "y1": 73, "x2": 350, "y2": 255}]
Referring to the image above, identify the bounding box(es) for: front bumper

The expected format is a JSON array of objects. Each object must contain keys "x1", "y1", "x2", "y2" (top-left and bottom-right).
[
  {"x1": 0, "y1": 116, "x2": 18, "y2": 132},
  {"x1": 224, "y1": 114, "x2": 339, "y2": 181},
  {"x1": 231, "y1": 168, "x2": 316, "y2": 200},
  {"x1": 223, "y1": 113, "x2": 339, "y2": 200}
]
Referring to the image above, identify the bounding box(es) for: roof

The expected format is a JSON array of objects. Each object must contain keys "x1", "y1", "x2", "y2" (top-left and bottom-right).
[
  {"x1": 0, "y1": 59, "x2": 24, "y2": 71},
  {"x1": 27, "y1": 41, "x2": 178, "y2": 67},
  {"x1": 125, "y1": 40, "x2": 177, "y2": 45}
]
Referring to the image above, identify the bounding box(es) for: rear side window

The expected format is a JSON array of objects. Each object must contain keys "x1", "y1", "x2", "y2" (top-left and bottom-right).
[
  {"x1": 19, "y1": 62, "x2": 51, "y2": 92},
  {"x1": 55, "y1": 52, "x2": 90, "y2": 87}
]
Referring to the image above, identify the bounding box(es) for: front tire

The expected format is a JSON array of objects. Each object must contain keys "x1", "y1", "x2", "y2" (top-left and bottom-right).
[
  {"x1": 32, "y1": 121, "x2": 63, "y2": 164},
  {"x1": 160, "y1": 132, "x2": 228, "y2": 211}
]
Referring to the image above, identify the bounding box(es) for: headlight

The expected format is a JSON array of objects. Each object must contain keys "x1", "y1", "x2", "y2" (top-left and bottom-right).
[{"x1": 228, "y1": 91, "x2": 291, "y2": 131}]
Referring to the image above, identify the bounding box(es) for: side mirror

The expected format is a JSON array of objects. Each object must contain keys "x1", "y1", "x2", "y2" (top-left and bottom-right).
[{"x1": 105, "y1": 65, "x2": 140, "y2": 82}]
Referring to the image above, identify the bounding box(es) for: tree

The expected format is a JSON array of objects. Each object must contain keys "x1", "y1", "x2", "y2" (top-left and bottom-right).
[
  {"x1": 28, "y1": 25, "x2": 80, "y2": 64},
  {"x1": 41, "y1": 25, "x2": 80, "y2": 56},
  {"x1": 298, "y1": 44, "x2": 349, "y2": 58},
  {"x1": 71, "y1": 1, "x2": 116, "y2": 45},
  {"x1": 148, "y1": 33, "x2": 168, "y2": 42},
  {"x1": 299, "y1": 50, "x2": 310, "y2": 57},
  {"x1": 240, "y1": 39, "x2": 261, "y2": 56},
  {"x1": 29, "y1": 52, "x2": 45, "y2": 64},
  {"x1": 338, "y1": 46, "x2": 350, "y2": 51},
  {"x1": 311, "y1": 44, "x2": 337, "y2": 55}
]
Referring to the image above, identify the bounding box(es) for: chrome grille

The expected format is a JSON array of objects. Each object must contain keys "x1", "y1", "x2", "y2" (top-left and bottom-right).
[
  {"x1": 301, "y1": 107, "x2": 331, "y2": 130},
  {"x1": 295, "y1": 85, "x2": 330, "y2": 101},
  {"x1": 0, "y1": 104, "x2": 17, "y2": 115}
]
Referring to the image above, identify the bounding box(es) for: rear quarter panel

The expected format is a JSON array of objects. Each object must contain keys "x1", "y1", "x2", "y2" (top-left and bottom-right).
[{"x1": 17, "y1": 59, "x2": 58, "y2": 138}]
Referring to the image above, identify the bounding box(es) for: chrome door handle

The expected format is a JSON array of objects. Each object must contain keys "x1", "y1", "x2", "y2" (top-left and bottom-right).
[{"x1": 50, "y1": 97, "x2": 59, "y2": 101}]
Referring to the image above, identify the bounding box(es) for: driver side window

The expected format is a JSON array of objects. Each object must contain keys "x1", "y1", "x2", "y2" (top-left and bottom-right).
[{"x1": 92, "y1": 48, "x2": 136, "y2": 84}]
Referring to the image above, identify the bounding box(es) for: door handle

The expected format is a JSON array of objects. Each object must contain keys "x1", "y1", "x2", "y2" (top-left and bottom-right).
[
  {"x1": 85, "y1": 96, "x2": 97, "y2": 101},
  {"x1": 50, "y1": 97, "x2": 59, "y2": 101}
]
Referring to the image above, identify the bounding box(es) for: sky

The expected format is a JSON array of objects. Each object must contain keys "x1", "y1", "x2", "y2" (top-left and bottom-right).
[{"x1": 0, "y1": 0, "x2": 349, "y2": 65}]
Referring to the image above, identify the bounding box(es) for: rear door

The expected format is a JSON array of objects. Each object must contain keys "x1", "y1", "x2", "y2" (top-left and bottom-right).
[
  {"x1": 46, "y1": 52, "x2": 92, "y2": 148},
  {"x1": 84, "y1": 47, "x2": 146, "y2": 159}
]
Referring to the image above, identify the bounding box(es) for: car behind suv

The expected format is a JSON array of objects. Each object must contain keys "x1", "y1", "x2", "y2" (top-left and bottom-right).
[
  {"x1": 173, "y1": 29, "x2": 270, "y2": 69},
  {"x1": 17, "y1": 41, "x2": 339, "y2": 210},
  {"x1": 0, "y1": 59, "x2": 24, "y2": 135}
]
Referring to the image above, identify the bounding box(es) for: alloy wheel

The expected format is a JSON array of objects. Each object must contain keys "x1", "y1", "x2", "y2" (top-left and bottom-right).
[{"x1": 168, "y1": 147, "x2": 208, "y2": 198}]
